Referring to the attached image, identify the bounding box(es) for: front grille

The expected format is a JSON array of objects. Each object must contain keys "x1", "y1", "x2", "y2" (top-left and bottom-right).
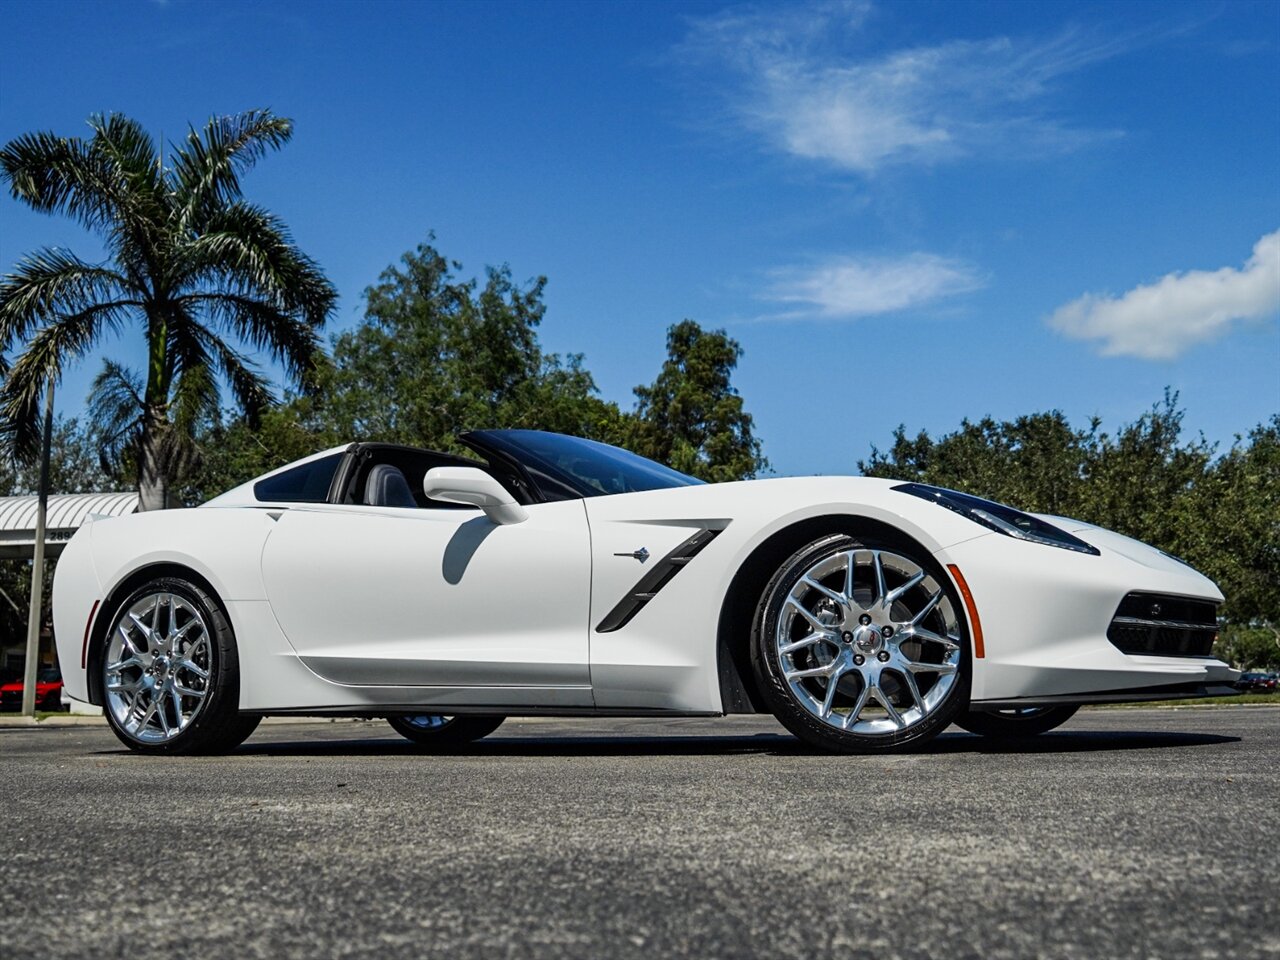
[{"x1": 1106, "y1": 592, "x2": 1218, "y2": 657}]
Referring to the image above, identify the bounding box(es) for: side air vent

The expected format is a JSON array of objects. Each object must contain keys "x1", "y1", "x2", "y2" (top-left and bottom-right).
[
  {"x1": 1106, "y1": 592, "x2": 1219, "y2": 658},
  {"x1": 596, "y1": 528, "x2": 722, "y2": 633}
]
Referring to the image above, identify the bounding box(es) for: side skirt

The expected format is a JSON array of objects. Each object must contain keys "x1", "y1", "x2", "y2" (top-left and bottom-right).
[
  {"x1": 255, "y1": 706, "x2": 727, "y2": 718},
  {"x1": 972, "y1": 681, "x2": 1239, "y2": 711}
]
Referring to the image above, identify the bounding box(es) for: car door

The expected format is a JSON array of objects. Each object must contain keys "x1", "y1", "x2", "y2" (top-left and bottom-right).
[{"x1": 259, "y1": 498, "x2": 593, "y2": 706}]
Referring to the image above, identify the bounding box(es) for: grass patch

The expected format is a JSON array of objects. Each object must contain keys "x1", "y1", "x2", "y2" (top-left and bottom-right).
[
  {"x1": 0, "y1": 709, "x2": 74, "y2": 720},
  {"x1": 1091, "y1": 693, "x2": 1280, "y2": 709}
]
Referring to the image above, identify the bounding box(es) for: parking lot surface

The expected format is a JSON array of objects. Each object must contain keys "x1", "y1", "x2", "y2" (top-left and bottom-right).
[{"x1": 1, "y1": 707, "x2": 1277, "y2": 960}]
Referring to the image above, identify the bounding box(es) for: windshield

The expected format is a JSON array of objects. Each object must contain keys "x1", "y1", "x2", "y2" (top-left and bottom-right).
[{"x1": 461, "y1": 430, "x2": 703, "y2": 500}]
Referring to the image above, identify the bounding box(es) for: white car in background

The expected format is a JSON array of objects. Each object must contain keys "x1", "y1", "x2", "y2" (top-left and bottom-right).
[{"x1": 52, "y1": 430, "x2": 1236, "y2": 754}]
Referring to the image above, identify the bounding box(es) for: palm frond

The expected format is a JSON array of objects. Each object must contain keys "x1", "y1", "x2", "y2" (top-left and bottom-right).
[
  {"x1": 87, "y1": 114, "x2": 158, "y2": 180},
  {"x1": 177, "y1": 201, "x2": 335, "y2": 326},
  {"x1": 187, "y1": 320, "x2": 276, "y2": 423},
  {"x1": 86, "y1": 115, "x2": 171, "y2": 286},
  {"x1": 86, "y1": 359, "x2": 145, "y2": 476},
  {"x1": 172, "y1": 110, "x2": 292, "y2": 228},
  {"x1": 0, "y1": 300, "x2": 134, "y2": 457},
  {"x1": 0, "y1": 248, "x2": 136, "y2": 349},
  {"x1": 167, "y1": 315, "x2": 222, "y2": 433},
  {"x1": 0, "y1": 130, "x2": 127, "y2": 234},
  {"x1": 182, "y1": 291, "x2": 324, "y2": 382}
]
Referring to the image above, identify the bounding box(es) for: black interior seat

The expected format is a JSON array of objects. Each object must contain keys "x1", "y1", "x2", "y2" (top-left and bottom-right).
[{"x1": 364, "y1": 464, "x2": 417, "y2": 508}]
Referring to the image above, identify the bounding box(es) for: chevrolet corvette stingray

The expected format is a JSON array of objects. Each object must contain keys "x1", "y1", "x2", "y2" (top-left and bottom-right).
[{"x1": 52, "y1": 430, "x2": 1236, "y2": 754}]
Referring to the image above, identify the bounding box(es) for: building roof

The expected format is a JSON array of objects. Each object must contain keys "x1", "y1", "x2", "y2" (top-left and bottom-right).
[{"x1": 0, "y1": 492, "x2": 139, "y2": 559}]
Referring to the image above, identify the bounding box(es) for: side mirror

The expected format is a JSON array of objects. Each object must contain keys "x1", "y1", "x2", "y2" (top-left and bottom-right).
[{"x1": 423, "y1": 467, "x2": 528, "y2": 525}]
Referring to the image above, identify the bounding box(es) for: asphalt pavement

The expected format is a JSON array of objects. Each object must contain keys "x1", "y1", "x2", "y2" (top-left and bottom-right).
[{"x1": 1, "y1": 707, "x2": 1277, "y2": 960}]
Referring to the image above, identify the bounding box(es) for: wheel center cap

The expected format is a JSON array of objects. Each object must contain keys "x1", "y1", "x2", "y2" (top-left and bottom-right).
[{"x1": 852, "y1": 624, "x2": 882, "y2": 654}]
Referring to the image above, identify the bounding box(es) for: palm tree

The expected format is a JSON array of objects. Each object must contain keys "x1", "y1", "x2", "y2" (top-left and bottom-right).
[{"x1": 0, "y1": 110, "x2": 335, "y2": 509}]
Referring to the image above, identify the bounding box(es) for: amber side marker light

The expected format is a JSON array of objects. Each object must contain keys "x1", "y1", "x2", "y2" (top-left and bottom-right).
[
  {"x1": 80, "y1": 600, "x2": 100, "y2": 669},
  {"x1": 945, "y1": 564, "x2": 984, "y2": 659}
]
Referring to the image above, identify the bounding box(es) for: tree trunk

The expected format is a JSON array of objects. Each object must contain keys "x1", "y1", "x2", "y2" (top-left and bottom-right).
[
  {"x1": 136, "y1": 405, "x2": 169, "y2": 512},
  {"x1": 137, "y1": 309, "x2": 171, "y2": 511}
]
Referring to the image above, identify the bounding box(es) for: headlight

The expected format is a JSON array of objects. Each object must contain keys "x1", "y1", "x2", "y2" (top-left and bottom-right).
[{"x1": 892, "y1": 482, "x2": 1099, "y2": 556}]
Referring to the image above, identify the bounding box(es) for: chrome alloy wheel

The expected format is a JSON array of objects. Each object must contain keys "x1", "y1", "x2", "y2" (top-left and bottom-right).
[
  {"x1": 400, "y1": 715, "x2": 454, "y2": 730},
  {"x1": 953, "y1": 703, "x2": 1078, "y2": 738},
  {"x1": 386, "y1": 713, "x2": 504, "y2": 747},
  {"x1": 104, "y1": 592, "x2": 214, "y2": 743},
  {"x1": 774, "y1": 548, "x2": 962, "y2": 735},
  {"x1": 990, "y1": 707, "x2": 1051, "y2": 719}
]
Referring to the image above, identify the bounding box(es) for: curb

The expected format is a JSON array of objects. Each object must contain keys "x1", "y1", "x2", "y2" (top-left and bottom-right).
[{"x1": 0, "y1": 715, "x2": 103, "y2": 727}]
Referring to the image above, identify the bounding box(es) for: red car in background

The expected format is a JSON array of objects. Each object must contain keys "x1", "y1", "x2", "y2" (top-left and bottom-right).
[
  {"x1": 0, "y1": 666, "x2": 64, "y2": 711},
  {"x1": 1233, "y1": 672, "x2": 1278, "y2": 693}
]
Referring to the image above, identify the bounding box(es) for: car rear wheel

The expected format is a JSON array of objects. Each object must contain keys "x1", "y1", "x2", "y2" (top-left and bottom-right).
[
  {"x1": 954, "y1": 705, "x2": 1078, "y2": 739},
  {"x1": 101, "y1": 577, "x2": 260, "y2": 755},
  {"x1": 387, "y1": 714, "x2": 505, "y2": 748},
  {"x1": 752, "y1": 534, "x2": 970, "y2": 754}
]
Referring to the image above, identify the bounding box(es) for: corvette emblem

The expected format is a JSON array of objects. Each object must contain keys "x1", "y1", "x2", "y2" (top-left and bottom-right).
[{"x1": 615, "y1": 547, "x2": 650, "y2": 562}]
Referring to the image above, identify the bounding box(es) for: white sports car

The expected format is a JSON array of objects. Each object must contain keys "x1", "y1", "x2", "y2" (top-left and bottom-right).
[{"x1": 52, "y1": 430, "x2": 1237, "y2": 754}]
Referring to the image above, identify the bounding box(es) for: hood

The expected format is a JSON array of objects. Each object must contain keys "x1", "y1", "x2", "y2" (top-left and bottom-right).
[{"x1": 1034, "y1": 513, "x2": 1223, "y2": 597}]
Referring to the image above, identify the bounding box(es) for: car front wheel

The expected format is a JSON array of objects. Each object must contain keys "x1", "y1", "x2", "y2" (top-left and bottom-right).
[
  {"x1": 101, "y1": 577, "x2": 260, "y2": 755},
  {"x1": 752, "y1": 534, "x2": 971, "y2": 754}
]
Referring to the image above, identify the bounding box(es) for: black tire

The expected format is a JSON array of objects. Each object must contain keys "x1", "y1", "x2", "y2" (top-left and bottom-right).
[
  {"x1": 100, "y1": 576, "x2": 260, "y2": 755},
  {"x1": 954, "y1": 705, "x2": 1079, "y2": 739},
  {"x1": 387, "y1": 714, "x2": 505, "y2": 749},
  {"x1": 751, "y1": 533, "x2": 971, "y2": 754}
]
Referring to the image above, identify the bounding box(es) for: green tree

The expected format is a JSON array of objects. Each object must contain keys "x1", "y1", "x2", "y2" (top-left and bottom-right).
[
  {"x1": 321, "y1": 240, "x2": 625, "y2": 453},
  {"x1": 0, "y1": 415, "x2": 113, "y2": 498},
  {"x1": 176, "y1": 398, "x2": 334, "y2": 506},
  {"x1": 0, "y1": 417, "x2": 118, "y2": 648},
  {"x1": 1193, "y1": 415, "x2": 1280, "y2": 627},
  {"x1": 177, "y1": 239, "x2": 631, "y2": 502},
  {"x1": 179, "y1": 242, "x2": 769, "y2": 502},
  {"x1": 1215, "y1": 625, "x2": 1280, "y2": 672},
  {"x1": 860, "y1": 410, "x2": 1089, "y2": 516},
  {"x1": 630, "y1": 320, "x2": 767, "y2": 482},
  {"x1": 1074, "y1": 393, "x2": 1216, "y2": 564},
  {"x1": 0, "y1": 111, "x2": 335, "y2": 510},
  {"x1": 861, "y1": 396, "x2": 1280, "y2": 668},
  {"x1": 860, "y1": 393, "x2": 1214, "y2": 549}
]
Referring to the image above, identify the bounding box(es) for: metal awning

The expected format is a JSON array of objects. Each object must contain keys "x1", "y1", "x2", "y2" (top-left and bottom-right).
[{"x1": 0, "y1": 492, "x2": 138, "y2": 559}]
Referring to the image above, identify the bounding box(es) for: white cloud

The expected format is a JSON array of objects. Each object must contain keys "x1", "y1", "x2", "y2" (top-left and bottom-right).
[
  {"x1": 763, "y1": 252, "x2": 984, "y2": 320},
  {"x1": 1047, "y1": 231, "x2": 1280, "y2": 360},
  {"x1": 678, "y1": 2, "x2": 1130, "y2": 173}
]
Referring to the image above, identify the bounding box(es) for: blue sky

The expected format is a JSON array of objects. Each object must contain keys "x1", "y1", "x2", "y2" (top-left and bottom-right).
[{"x1": 1, "y1": 0, "x2": 1277, "y2": 476}]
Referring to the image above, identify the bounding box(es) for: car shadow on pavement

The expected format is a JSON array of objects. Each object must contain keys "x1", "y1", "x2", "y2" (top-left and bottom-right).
[
  {"x1": 218, "y1": 728, "x2": 1240, "y2": 758},
  {"x1": 922, "y1": 729, "x2": 1241, "y2": 755}
]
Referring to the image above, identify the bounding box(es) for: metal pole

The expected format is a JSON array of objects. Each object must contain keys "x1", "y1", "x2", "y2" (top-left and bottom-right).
[
  {"x1": 0, "y1": 583, "x2": 23, "y2": 615},
  {"x1": 20, "y1": 381, "x2": 55, "y2": 717}
]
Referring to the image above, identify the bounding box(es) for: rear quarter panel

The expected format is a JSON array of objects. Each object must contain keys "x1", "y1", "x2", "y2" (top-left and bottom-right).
[
  {"x1": 54, "y1": 507, "x2": 278, "y2": 704},
  {"x1": 51, "y1": 529, "x2": 101, "y2": 702},
  {"x1": 86, "y1": 506, "x2": 278, "y2": 602}
]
